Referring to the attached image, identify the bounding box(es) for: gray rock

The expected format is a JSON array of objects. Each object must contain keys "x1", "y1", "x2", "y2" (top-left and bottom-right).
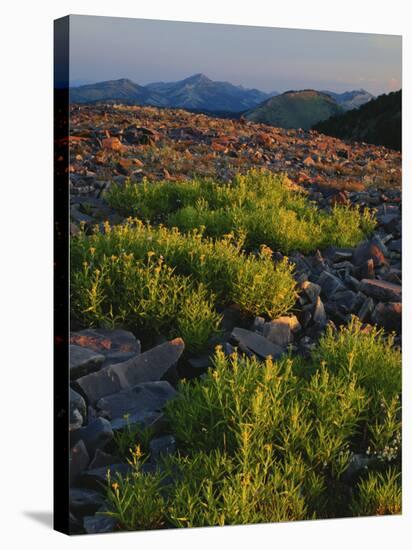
[
  {"x1": 71, "y1": 417, "x2": 113, "y2": 457},
  {"x1": 301, "y1": 280, "x2": 321, "y2": 303},
  {"x1": 70, "y1": 344, "x2": 105, "y2": 380},
  {"x1": 343, "y1": 454, "x2": 374, "y2": 482},
  {"x1": 318, "y1": 271, "x2": 345, "y2": 298},
  {"x1": 150, "y1": 435, "x2": 176, "y2": 460},
  {"x1": 70, "y1": 328, "x2": 141, "y2": 365},
  {"x1": 231, "y1": 327, "x2": 284, "y2": 359},
  {"x1": 96, "y1": 381, "x2": 177, "y2": 421},
  {"x1": 70, "y1": 440, "x2": 90, "y2": 485},
  {"x1": 79, "y1": 463, "x2": 132, "y2": 490},
  {"x1": 344, "y1": 274, "x2": 361, "y2": 292},
  {"x1": 69, "y1": 488, "x2": 105, "y2": 514},
  {"x1": 389, "y1": 239, "x2": 401, "y2": 253},
  {"x1": 89, "y1": 449, "x2": 120, "y2": 470},
  {"x1": 263, "y1": 316, "x2": 300, "y2": 347},
  {"x1": 312, "y1": 296, "x2": 327, "y2": 326},
  {"x1": 76, "y1": 338, "x2": 184, "y2": 404},
  {"x1": 379, "y1": 213, "x2": 399, "y2": 229},
  {"x1": 70, "y1": 409, "x2": 83, "y2": 432},
  {"x1": 251, "y1": 316, "x2": 265, "y2": 333},
  {"x1": 356, "y1": 258, "x2": 375, "y2": 280},
  {"x1": 352, "y1": 238, "x2": 387, "y2": 267},
  {"x1": 83, "y1": 514, "x2": 117, "y2": 534},
  {"x1": 187, "y1": 355, "x2": 211, "y2": 371},
  {"x1": 70, "y1": 388, "x2": 87, "y2": 430},
  {"x1": 358, "y1": 297, "x2": 375, "y2": 322},
  {"x1": 359, "y1": 279, "x2": 401, "y2": 303},
  {"x1": 371, "y1": 302, "x2": 401, "y2": 332},
  {"x1": 328, "y1": 290, "x2": 358, "y2": 314}
]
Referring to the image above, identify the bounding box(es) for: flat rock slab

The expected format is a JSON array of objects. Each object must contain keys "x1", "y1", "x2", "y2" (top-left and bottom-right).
[
  {"x1": 71, "y1": 417, "x2": 114, "y2": 457},
  {"x1": 359, "y1": 279, "x2": 401, "y2": 303},
  {"x1": 317, "y1": 271, "x2": 346, "y2": 298},
  {"x1": 352, "y1": 239, "x2": 387, "y2": 267},
  {"x1": 231, "y1": 327, "x2": 284, "y2": 359},
  {"x1": 70, "y1": 328, "x2": 141, "y2": 364},
  {"x1": 96, "y1": 381, "x2": 177, "y2": 420},
  {"x1": 70, "y1": 440, "x2": 90, "y2": 486},
  {"x1": 83, "y1": 514, "x2": 117, "y2": 534},
  {"x1": 371, "y1": 301, "x2": 401, "y2": 332},
  {"x1": 75, "y1": 338, "x2": 184, "y2": 404},
  {"x1": 78, "y1": 463, "x2": 132, "y2": 490},
  {"x1": 70, "y1": 345, "x2": 105, "y2": 379},
  {"x1": 69, "y1": 488, "x2": 105, "y2": 514}
]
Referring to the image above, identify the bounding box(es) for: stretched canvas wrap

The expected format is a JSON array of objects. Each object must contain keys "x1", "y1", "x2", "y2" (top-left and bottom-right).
[{"x1": 54, "y1": 14, "x2": 402, "y2": 535}]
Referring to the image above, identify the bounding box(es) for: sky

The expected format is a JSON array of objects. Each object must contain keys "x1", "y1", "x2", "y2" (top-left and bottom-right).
[{"x1": 67, "y1": 15, "x2": 402, "y2": 95}]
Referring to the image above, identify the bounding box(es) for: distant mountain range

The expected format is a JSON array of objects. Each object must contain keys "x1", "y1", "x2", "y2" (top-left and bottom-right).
[
  {"x1": 70, "y1": 73, "x2": 274, "y2": 112},
  {"x1": 321, "y1": 89, "x2": 375, "y2": 111},
  {"x1": 69, "y1": 74, "x2": 374, "y2": 118},
  {"x1": 313, "y1": 90, "x2": 401, "y2": 151}
]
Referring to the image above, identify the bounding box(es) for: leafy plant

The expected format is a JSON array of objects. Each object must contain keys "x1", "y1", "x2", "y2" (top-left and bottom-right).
[
  {"x1": 71, "y1": 248, "x2": 221, "y2": 352},
  {"x1": 106, "y1": 169, "x2": 376, "y2": 253},
  {"x1": 350, "y1": 467, "x2": 401, "y2": 516},
  {"x1": 70, "y1": 219, "x2": 297, "y2": 348},
  {"x1": 104, "y1": 321, "x2": 401, "y2": 528},
  {"x1": 104, "y1": 446, "x2": 167, "y2": 531}
]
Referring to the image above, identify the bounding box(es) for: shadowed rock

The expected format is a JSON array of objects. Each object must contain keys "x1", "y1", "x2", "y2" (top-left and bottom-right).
[
  {"x1": 75, "y1": 338, "x2": 184, "y2": 404},
  {"x1": 96, "y1": 381, "x2": 177, "y2": 420},
  {"x1": 70, "y1": 345, "x2": 105, "y2": 379},
  {"x1": 70, "y1": 440, "x2": 90, "y2": 485},
  {"x1": 359, "y1": 279, "x2": 401, "y2": 303},
  {"x1": 70, "y1": 328, "x2": 141, "y2": 365},
  {"x1": 70, "y1": 417, "x2": 113, "y2": 457},
  {"x1": 371, "y1": 302, "x2": 401, "y2": 332},
  {"x1": 231, "y1": 327, "x2": 284, "y2": 359}
]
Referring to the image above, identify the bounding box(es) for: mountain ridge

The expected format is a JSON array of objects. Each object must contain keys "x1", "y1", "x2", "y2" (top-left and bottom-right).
[
  {"x1": 70, "y1": 74, "x2": 273, "y2": 112},
  {"x1": 69, "y1": 75, "x2": 375, "y2": 125}
]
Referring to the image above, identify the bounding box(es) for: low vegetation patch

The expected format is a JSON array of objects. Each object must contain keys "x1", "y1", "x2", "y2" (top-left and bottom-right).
[
  {"x1": 71, "y1": 219, "x2": 297, "y2": 350},
  {"x1": 104, "y1": 319, "x2": 401, "y2": 529},
  {"x1": 106, "y1": 170, "x2": 376, "y2": 253}
]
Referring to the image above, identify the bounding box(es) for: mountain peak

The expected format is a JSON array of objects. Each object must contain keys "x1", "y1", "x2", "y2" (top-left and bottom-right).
[{"x1": 183, "y1": 73, "x2": 211, "y2": 84}]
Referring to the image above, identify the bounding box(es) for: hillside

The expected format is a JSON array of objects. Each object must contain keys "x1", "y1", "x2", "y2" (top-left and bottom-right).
[
  {"x1": 313, "y1": 90, "x2": 401, "y2": 151},
  {"x1": 245, "y1": 90, "x2": 344, "y2": 129},
  {"x1": 66, "y1": 103, "x2": 402, "y2": 533},
  {"x1": 70, "y1": 73, "x2": 272, "y2": 112}
]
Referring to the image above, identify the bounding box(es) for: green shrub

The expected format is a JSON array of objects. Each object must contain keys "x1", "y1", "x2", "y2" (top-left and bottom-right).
[
  {"x1": 104, "y1": 321, "x2": 401, "y2": 528},
  {"x1": 311, "y1": 317, "x2": 402, "y2": 410},
  {"x1": 70, "y1": 247, "x2": 221, "y2": 352},
  {"x1": 70, "y1": 220, "x2": 297, "y2": 346},
  {"x1": 350, "y1": 467, "x2": 401, "y2": 516},
  {"x1": 105, "y1": 446, "x2": 167, "y2": 531},
  {"x1": 106, "y1": 169, "x2": 376, "y2": 253}
]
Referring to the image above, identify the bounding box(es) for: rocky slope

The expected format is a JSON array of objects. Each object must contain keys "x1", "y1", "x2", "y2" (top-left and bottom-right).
[{"x1": 65, "y1": 103, "x2": 402, "y2": 533}]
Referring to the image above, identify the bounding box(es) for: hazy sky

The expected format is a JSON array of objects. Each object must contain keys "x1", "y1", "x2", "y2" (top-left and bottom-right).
[{"x1": 68, "y1": 15, "x2": 401, "y2": 95}]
